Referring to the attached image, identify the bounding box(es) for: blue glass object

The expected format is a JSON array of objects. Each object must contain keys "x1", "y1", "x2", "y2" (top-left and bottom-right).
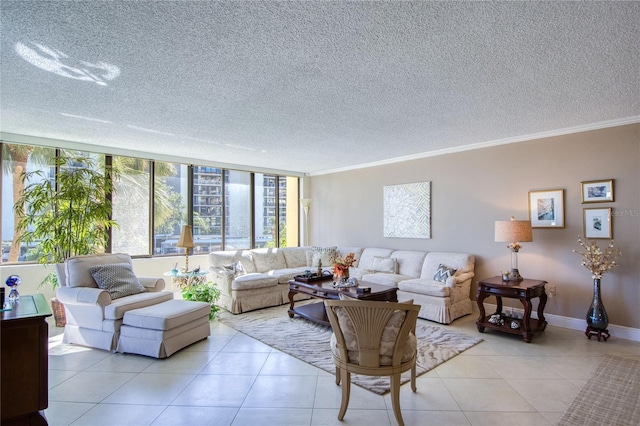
[{"x1": 5, "y1": 275, "x2": 21, "y2": 301}]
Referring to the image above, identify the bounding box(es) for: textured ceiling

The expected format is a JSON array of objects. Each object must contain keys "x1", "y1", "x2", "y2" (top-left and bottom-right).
[{"x1": 1, "y1": 1, "x2": 639, "y2": 175}]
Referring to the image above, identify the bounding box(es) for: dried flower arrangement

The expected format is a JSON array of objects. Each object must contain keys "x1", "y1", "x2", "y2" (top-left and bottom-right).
[
  {"x1": 333, "y1": 252, "x2": 357, "y2": 277},
  {"x1": 573, "y1": 236, "x2": 621, "y2": 279}
]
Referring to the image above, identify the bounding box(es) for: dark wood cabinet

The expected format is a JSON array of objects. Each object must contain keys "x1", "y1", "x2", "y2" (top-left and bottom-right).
[{"x1": 1, "y1": 294, "x2": 52, "y2": 425}]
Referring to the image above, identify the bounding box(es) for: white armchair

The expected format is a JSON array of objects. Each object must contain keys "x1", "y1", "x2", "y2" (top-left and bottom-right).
[{"x1": 55, "y1": 253, "x2": 173, "y2": 351}]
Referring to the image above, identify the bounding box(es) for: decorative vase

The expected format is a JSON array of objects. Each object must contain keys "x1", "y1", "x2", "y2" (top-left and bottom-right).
[
  {"x1": 586, "y1": 278, "x2": 608, "y2": 330},
  {"x1": 333, "y1": 268, "x2": 349, "y2": 284}
]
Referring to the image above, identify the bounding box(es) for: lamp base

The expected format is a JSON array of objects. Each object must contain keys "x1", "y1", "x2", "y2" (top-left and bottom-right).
[{"x1": 508, "y1": 268, "x2": 524, "y2": 281}]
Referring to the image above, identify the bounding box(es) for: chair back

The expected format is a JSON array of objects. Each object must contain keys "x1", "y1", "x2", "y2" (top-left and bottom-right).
[
  {"x1": 64, "y1": 253, "x2": 133, "y2": 288},
  {"x1": 324, "y1": 299, "x2": 420, "y2": 368}
]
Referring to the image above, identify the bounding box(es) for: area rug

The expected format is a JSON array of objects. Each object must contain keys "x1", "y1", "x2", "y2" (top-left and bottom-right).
[
  {"x1": 218, "y1": 303, "x2": 482, "y2": 394},
  {"x1": 555, "y1": 355, "x2": 640, "y2": 426}
]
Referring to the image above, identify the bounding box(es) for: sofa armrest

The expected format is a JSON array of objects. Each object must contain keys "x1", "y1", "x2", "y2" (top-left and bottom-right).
[
  {"x1": 57, "y1": 286, "x2": 112, "y2": 306},
  {"x1": 210, "y1": 267, "x2": 234, "y2": 294},
  {"x1": 446, "y1": 271, "x2": 474, "y2": 288},
  {"x1": 139, "y1": 277, "x2": 165, "y2": 292}
]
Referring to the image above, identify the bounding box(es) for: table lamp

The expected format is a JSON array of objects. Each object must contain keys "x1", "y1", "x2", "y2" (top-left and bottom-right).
[
  {"x1": 495, "y1": 216, "x2": 533, "y2": 281},
  {"x1": 177, "y1": 225, "x2": 195, "y2": 271}
]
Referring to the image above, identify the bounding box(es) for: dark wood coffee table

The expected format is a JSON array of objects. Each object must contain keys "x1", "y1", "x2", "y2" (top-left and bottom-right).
[{"x1": 288, "y1": 278, "x2": 398, "y2": 326}]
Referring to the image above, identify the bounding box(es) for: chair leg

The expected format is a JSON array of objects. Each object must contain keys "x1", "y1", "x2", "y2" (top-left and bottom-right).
[
  {"x1": 411, "y1": 362, "x2": 417, "y2": 392},
  {"x1": 338, "y1": 368, "x2": 350, "y2": 420},
  {"x1": 390, "y1": 373, "x2": 405, "y2": 426},
  {"x1": 335, "y1": 365, "x2": 340, "y2": 385}
]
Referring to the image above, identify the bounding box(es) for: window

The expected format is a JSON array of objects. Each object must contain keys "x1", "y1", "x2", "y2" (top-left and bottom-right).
[
  {"x1": 1, "y1": 141, "x2": 301, "y2": 263},
  {"x1": 192, "y1": 166, "x2": 223, "y2": 253},
  {"x1": 112, "y1": 157, "x2": 150, "y2": 255},
  {"x1": 153, "y1": 161, "x2": 188, "y2": 255},
  {"x1": 1, "y1": 144, "x2": 56, "y2": 263},
  {"x1": 225, "y1": 170, "x2": 251, "y2": 250}
]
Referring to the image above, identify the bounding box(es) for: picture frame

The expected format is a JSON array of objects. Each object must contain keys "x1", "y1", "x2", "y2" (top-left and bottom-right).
[
  {"x1": 383, "y1": 181, "x2": 431, "y2": 239},
  {"x1": 581, "y1": 179, "x2": 614, "y2": 203},
  {"x1": 528, "y1": 189, "x2": 565, "y2": 228},
  {"x1": 584, "y1": 208, "x2": 612, "y2": 239}
]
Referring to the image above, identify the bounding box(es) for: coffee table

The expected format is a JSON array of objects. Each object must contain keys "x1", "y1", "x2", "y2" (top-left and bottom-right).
[{"x1": 288, "y1": 278, "x2": 398, "y2": 326}]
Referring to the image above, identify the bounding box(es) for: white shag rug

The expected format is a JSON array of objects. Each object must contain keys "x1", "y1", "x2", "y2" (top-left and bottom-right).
[{"x1": 218, "y1": 303, "x2": 482, "y2": 394}]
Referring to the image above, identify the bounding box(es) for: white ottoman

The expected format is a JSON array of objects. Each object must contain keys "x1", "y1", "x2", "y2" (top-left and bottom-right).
[{"x1": 117, "y1": 300, "x2": 211, "y2": 358}]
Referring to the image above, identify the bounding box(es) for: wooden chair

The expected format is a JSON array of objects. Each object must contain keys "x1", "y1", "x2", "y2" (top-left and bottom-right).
[{"x1": 324, "y1": 299, "x2": 420, "y2": 426}]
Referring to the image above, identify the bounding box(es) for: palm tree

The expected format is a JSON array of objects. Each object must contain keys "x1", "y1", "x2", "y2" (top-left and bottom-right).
[{"x1": 2, "y1": 144, "x2": 55, "y2": 262}]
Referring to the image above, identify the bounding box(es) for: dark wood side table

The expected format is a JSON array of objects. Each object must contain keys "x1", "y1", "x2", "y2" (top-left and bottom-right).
[
  {"x1": 1, "y1": 294, "x2": 52, "y2": 426},
  {"x1": 476, "y1": 276, "x2": 548, "y2": 343}
]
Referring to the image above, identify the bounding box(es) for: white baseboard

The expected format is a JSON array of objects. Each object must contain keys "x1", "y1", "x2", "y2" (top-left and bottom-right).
[{"x1": 478, "y1": 303, "x2": 640, "y2": 342}]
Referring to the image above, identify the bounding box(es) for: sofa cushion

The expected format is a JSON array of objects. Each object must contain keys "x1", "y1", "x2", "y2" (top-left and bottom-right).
[
  {"x1": 362, "y1": 273, "x2": 413, "y2": 287},
  {"x1": 280, "y1": 247, "x2": 309, "y2": 268},
  {"x1": 398, "y1": 278, "x2": 451, "y2": 297},
  {"x1": 421, "y1": 252, "x2": 474, "y2": 280},
  {"x1": 123, "y1": 300, "x2": 210, "y2": 331},
  {"x1": 390, "y1": 250, "x2": 428, "y2": 277},
  {"x1": 209, "y1": 250, "x2": 256, "y2": 274},
  {"x1": 433, "y1": 264, "x2": 457, "y2": 283},
  {"x1": 251, "y1": 248, "x2": 287, "y2": 272},
  {"x1": 89, "y1": 262, "x2": 146, "y2": 300},
  {"x1": 269, "y1": 268, "x2": 309, "y2": 284},
  {"x1": 65, "y1": 253, "x2": 133, "y2": 288},
  {"x1": 231, "y1": 273, "x2": 278, "y2": 291},
  {"x1": 357, "y1": 248, "x2": 394, "y2": 270},
  {"x1": 310, "y1": 246, "x2": 337, "y2": 267},
  {"x1": 104, "y1": 291, "x2": 174, "y2": 320},
  {"x1": 372, "y1": 256, "x2": 397, "y2": 273}
]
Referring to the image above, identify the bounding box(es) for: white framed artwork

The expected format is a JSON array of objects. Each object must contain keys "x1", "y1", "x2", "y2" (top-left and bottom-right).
[{"x1": 383, "y1": 181, "x2": 431, "y2": 239}]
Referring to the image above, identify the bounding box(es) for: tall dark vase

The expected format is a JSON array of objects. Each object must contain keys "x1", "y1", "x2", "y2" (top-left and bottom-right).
[{"x1": 585, "y1": 278, "x2": 610, "y2": 341}]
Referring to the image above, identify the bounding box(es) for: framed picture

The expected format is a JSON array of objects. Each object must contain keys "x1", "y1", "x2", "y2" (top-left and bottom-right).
[
  {"x1": 581, "y1": 179, "x2": 614, "y2": 203},
  {"x1": 528, "y1": 189, "x2": 565, "y2": 228},
  {"x1": 383, "y1": 181, "x2": 431, "y2": 239},
  {"x1": 584, "y1": 208, "x2": 612, "y2": 239}
]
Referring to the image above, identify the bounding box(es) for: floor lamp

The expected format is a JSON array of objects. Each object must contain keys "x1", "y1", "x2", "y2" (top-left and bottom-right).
[{"x1": 300, "y1": 199, "x2": 311, "y2": 246}]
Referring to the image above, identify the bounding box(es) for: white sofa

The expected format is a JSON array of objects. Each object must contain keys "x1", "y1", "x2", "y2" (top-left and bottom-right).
[
  {"x1": 209, "y1": 246, "x2": 475, "y2": 324},
  {"x1": 56, "y1": 253, "x2": 173, "y2": 351}
]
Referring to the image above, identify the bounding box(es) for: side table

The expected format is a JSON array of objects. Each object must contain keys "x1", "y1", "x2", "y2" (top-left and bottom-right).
[
  {"x1": 164, "y1": 270, "x2": 209, "y2": 291},
  {"x1": 476, "y1": 276, "x2": 548, "y2": 343}
]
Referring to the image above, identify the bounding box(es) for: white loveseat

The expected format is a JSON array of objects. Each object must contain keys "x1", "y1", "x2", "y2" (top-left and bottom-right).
[{"x1": 209, "y1": 246, "x2": 475, "y2": 324}]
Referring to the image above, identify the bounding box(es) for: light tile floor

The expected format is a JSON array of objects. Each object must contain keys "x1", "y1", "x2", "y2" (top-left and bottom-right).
[{"x1": 45, "y1": 313, "x2": 640, "y2": 426}]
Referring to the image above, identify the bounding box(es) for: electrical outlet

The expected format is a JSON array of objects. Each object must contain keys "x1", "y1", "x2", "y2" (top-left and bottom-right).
[{"x1": 548, "y1": 285, "x2": 556, "y2": 297}]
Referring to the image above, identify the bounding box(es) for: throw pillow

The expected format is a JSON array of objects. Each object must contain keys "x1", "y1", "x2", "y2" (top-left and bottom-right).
[
  {"x1": 223, "y1": 261, "x2": 246, "y2": 276},
  {"x1": 310, "y1": 246, "x2": 337, "y2": 267},
  {"x1": 433, "y1": 264, "x2": 457, "y2": 283},
  {"x1": 372, "y1": 256, "x2": 397, "y2": 273},
  {"x1": 89, "y1": 262, "x2": 146, "y2": 300}
]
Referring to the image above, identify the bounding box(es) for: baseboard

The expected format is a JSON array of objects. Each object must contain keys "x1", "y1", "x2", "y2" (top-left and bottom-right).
[{"x1": 477, "y1": 303, "x2": 640, "y2": 342}]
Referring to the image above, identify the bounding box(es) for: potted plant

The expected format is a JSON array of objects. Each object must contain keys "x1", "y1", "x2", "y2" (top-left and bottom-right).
[
  {"x1": 181, "y1": 281, "x2": 221, "y2": 320},
  {"x1": 14, "y1": 153, "x2": 118, "y2": 326}
]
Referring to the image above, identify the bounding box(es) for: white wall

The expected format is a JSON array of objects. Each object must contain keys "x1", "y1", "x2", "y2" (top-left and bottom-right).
[{"x1": 309, "y1": 124, "x2": 640, "y2": 331}]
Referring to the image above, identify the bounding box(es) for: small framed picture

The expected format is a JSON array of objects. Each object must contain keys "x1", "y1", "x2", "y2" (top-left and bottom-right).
[
  {"x1": 583, "y1": 208, "x2": 612, "y2": 239},
  {"x1": 581, "y1": 179, "x2": 614, "y2": 203},
  {"x1": 528, "y1": 189, "x2": 565, "y2": 228}
]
